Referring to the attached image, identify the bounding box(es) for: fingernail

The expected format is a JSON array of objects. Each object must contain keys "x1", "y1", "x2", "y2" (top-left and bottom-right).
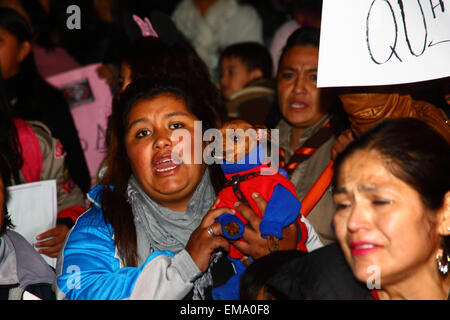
[
  {"x1": 234, "y1": 202, "x2": 240, "y2": 207},
  {"x1": 231, "y1": 209, "x2": 236, "y2": 214},
  {"x1": 252, "y1": 192, "x2": 259, "y2": 198}
]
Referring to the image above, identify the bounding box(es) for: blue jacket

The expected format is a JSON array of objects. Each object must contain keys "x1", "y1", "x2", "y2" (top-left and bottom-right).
[{"x1": 55, "y1": 186, "x2": 202, "y2": 300}]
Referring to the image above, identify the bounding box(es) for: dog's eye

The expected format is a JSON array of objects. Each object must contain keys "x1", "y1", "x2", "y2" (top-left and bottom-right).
[{"x1": 230, "y1": 134, "x2": 240, "y2": 142}]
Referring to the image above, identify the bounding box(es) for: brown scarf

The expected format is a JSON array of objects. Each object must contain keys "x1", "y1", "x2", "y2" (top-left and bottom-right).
[{"x1": 339, "y1": 92, "x2": 450, "y2": 143}]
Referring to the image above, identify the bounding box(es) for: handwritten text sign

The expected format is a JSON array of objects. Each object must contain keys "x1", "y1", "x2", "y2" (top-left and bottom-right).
[
  {"x1": 317, "y1": 0, "x2": 450, "y2": 87},
  {"x1": 47, "y1": 64, "x2": 112, "y2": 184}
]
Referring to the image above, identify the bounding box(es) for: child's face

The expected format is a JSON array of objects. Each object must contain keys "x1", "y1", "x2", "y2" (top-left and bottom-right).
[{"x1": 220, "y1": 56, "x2": 260, "y2": 100}]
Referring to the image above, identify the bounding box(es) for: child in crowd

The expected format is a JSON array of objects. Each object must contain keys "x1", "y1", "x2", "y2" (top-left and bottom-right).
[
  {"x1": 219, "y1": 42, "x2": 275, "y2": 126},
  {"x1": 171, "y1": 0, "x2": 264, "y2": 78}
]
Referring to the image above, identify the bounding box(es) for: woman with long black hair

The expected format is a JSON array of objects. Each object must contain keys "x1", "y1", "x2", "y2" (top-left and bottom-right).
[{"x1": 0, "y1": 6, "x2": 91, "y2": 193}]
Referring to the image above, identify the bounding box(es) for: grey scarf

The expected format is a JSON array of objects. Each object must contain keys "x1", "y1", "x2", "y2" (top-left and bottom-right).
[
  {"x1": 127, "y1": 170, "x2": 216, "y2": 261},
  {"x1": 127, "y1": 170, "x2": 218, "y2": 299}
]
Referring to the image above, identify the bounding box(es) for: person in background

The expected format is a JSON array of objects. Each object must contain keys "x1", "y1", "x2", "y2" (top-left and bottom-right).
[
  {"x1": 337, "y1": 87, "x2": 450, "y2": 144},
  {"x1": 274, "y1": 27, "x2": 349, "y2": 245},
  {"x1": 171, "y1": 0, "x2": 263, "y2": 79},
  {"x1": 0, "y1": 71, "x2": 85, "y2": 258},
  {"x1": 239, "y1": 249, "x2": 307, "y2": 300},
  {"x1": 0, "y1": 169, "x2": 55, "y2": 300},
  {"x1": 250, "y1": 118, "x2": 450, "y2": 300},
  {"x1": 0, "y1": 0, "x2": 81, "y2": 78},
  {"x1": 330, "y1": 81, "x2": 450, "y2": 161},
  {"x1": 0, "y1": 7, "x2": 91, "y2": 193},
  {"x1": 219, "y1": 41, "x2": 275, "y2": 125},
  {"x1": 269, "y1": 0, "x2": 322, "y2": 76}
]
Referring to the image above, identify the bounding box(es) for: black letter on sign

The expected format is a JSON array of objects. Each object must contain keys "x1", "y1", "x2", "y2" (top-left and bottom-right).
[
  {"x1": 366, "y1": 0, "x2": 401, "y2": 64},
  {"x1": 429, "y1": 0, "x2": 445, "y2": 18},
  {"x1": 397, "y1": 0, "x2": 428, "y2": 57}
]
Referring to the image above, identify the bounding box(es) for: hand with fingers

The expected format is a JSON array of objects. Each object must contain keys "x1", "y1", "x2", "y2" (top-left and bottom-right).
[
  {"x1": 331, "y1": 129, "x2": 354, "y2": 161},
  {"x1": 35, "y1": 224, "x2": 70, "y2": 258},
  {"x1": 185, "y1": 200, "x2": 233, "y2": 272},
  {"x1": 231, "y1": 192, "x2": 299, "y2": 260},
  {"x1": 210, "y1": 193, "x2": 300, "y2": 300}
]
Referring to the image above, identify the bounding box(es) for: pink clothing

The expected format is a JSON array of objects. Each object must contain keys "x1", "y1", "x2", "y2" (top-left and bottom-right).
[
  {"x1": 12, "y1": 118, "x2": 42, "y2": 183},
  {"x1": 269, "y1": 20, "x2": 301, "y2": 75},
  {"x1": 32, "y1": 43, "x2": 81, "y2": 78}
]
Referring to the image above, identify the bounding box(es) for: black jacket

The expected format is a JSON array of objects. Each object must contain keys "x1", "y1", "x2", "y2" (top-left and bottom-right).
[{"x1": 268, "y1": 243, "x2": 374, "y2": 300}]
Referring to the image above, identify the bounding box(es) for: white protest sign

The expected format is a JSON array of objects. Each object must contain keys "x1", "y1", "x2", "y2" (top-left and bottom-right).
[
  {"x1": 7, "y1": 180, "x2": 57, "y2": 267},
  {"x1": 318, "y1": 0, "x2": 450, "y2": 87}
]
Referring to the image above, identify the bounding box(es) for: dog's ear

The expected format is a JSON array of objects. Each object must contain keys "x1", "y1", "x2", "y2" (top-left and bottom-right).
[
  {"x1": 207, "y1": 135, "x2": 215, "y2": 143},
  {"x1": 254, "y1": 125, "x2": 270, "y2": 142}
]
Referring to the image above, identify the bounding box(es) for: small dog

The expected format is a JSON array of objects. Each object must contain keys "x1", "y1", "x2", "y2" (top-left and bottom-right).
[{"x1": 210, "y1": 120, "x2": 306, "y2": 300}]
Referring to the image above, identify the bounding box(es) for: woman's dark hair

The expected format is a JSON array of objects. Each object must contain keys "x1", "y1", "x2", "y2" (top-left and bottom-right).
[
  {"x1": 0, "y1": 9, "x2": 24, "y2": 233},
  {"x1": 0, "y1": 74, "x2": 22, "y2": 185},
  {"x1": 0, "y1": 72, "x2": 21, "y2": 236},
  {"x1": 100, "y1": 76, "x2": 222, "y2": 267},
  {"x1": 0, "y1": 170, "x2": 13, "y2": 236},
  {"x1": 333, "y1": 118, "x2": 450, "y2": 264},
  {"x1": 0, "y1": 9, "x2": 24, "y2": 232},
  {"x1": 0, "y1": 6, "x2": 32, "y2": 42},
  {"x1": 0, "y1": 164, "x2": 15, "y2": 236},
  {"x1": 240, "y1": 250, "x2": 307, "y2": 300},
  {"x1": 119, "y1": 32, "x2": 226, "y2": 121},
  {"x1": 277, "y1": 26, "x2": 321, "y2": 72},
  {"x1": 18, "y1": 0, "x2": 54, "y2": 49},
  {"x1": 219, "y1": 41, "x2": 273, "y2": 79}
]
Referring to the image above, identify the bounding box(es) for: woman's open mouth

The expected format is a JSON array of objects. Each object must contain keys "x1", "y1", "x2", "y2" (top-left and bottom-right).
[
  {"x1": 153, "y1": 155, "x2": 180, "y2": 175},
  {"x1": 289, "y1": 100, "x2": 308, "y2": 110}
]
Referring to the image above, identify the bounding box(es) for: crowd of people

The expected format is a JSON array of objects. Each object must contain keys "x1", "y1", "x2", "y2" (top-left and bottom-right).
[{"x1": 0, "y1": 0, "x2": 448, "y2": 301}]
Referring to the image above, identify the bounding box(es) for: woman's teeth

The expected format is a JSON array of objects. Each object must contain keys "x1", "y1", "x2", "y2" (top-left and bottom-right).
[
  {"x1": 155, "y1": 166, "x2": 177, "y2": 172},
  {"x1": 355, "y1": 244, "x2": 375, "y2": 249},
  {"x1": 154, "y1": 157, "x2": 179, "y2": 172},
  {"x1": 291, "y1": 102, "x2": 306, "y2": 109}
]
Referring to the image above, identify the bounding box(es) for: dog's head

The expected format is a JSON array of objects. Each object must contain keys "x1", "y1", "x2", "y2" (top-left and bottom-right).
[{"x1": 215, "y1": 120, "x2": 269, "y2": 163}]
